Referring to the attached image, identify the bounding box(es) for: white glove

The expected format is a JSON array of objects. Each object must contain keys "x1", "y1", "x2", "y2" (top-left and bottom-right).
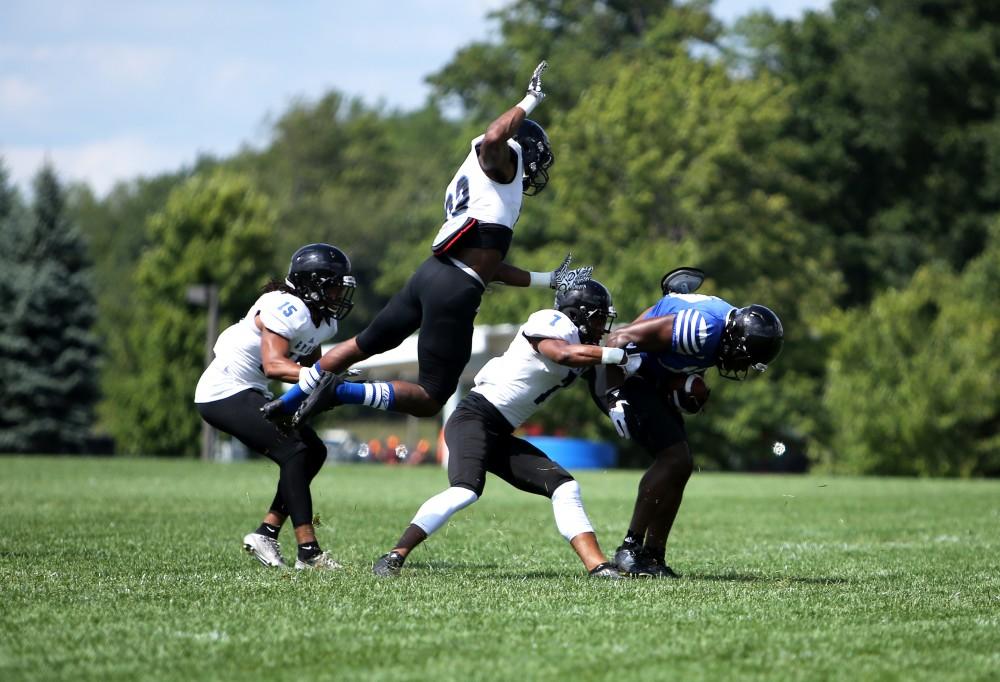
[
  {"x1": 526, "y1": 60, "x2": 547, "y2": 102},
  {"x1": 609, "y1": 399, "x2": 631, "y2": 440},
  {"x1": 517, "y1": 61, "x2": 548, "y2": 114},
  {"x1": 621, "y1": 353, "x2": 643, "y2": 377},
  {"x1": 298, "y1": 362, "x2": 324, "y2": 394},
  {"x1": 550, "y1": 253, "x2": 594, "y2": 291}
]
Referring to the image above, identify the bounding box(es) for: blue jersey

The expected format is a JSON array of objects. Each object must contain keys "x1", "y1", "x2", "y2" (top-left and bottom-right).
[{"x1": 640, "y1": 293, "x2": 735, "y2": 377}]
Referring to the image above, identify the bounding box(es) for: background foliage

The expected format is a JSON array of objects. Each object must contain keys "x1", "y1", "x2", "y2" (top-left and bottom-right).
[
  {"x1": 0, "y1": 164, "x2": 99, "y2": 453},
  {"x1": 1, "y1": 0, "x2": 997, "y2": 473}
]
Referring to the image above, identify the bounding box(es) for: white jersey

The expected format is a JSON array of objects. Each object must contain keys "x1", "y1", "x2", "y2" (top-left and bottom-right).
[
  {"x1": 193, "y1": 291, "x2": 338, "y2": 403},
  {"x1": 472, "y1": 309, "x2": 583, "y2": 428},
  {"x1": 431, "y1": 134, "x2": 524, "y2": 252}
]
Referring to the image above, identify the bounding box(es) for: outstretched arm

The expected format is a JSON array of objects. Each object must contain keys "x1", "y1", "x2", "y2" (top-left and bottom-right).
[
  {"x1": 605, "y1": 314, "x2": 675, "y2": 352},
  {"x1": 533, "y1": 337, "x2": 639, "y2": 371},
  {"x1": 479, "y1": 61, "x2": 547, "y2": 182},
  {"x1": 492, "y1": 252, "x2": 594, "y2": 290}
]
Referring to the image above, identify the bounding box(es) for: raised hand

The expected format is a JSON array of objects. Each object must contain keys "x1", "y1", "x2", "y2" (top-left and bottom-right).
[
  {"x1": 551, "y1": 251, "x2": 593, "y2": 292},
  {"x1": 526, "y1": 60, "x2": 547, "y2": 102}
]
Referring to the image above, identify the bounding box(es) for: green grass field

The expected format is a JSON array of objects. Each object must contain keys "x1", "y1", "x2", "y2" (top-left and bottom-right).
[{"x1": 1, "y1": 457, "x2": 997, "y2": 681}]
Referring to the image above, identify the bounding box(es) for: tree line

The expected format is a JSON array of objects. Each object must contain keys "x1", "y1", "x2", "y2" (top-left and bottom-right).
[{"x1": 1, "y1": 0, "x2": 996, "y2": 475}]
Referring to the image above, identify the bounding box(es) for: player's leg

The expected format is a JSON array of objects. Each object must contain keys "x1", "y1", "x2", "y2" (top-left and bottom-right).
[
  {"x1": 494, "y1": 437, "x2": 619, "y2": 577},
  {"x1": 197, "y1": 389, "x2": 338, "y2": 569},
  {"x1": 274, "y1": 266, "x2": 426, "y2": 419},
  {"x1": 404, "y1": 260, "x2": 484, "y2": 414},
  {"x1": 373, "y1": 397, "x2": 493, "y2": 576},
  {"x1": 620, "y1": 440, "x2": 691, "y2": 578},
  {"x1": 293, "y1": 257, "x2": 483, "y2": 421},
  {"x1": 198, "y1": 390, "x2": 294, "y2": 567},
  {"x1": 275, "y1": 437, "x2": 342, "y2": 570},
  {"x1": 609, "y1": 377, "x2": 689, "y2": 577}
]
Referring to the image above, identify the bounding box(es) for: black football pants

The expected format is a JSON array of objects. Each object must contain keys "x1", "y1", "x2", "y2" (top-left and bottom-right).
[{"x1": 197, "y1": 389, "x2": 327, "y2": 527}]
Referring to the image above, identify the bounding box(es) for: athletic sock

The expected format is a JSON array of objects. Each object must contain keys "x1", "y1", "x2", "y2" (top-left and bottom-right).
[
  {"x1": 643, "y1": 544, "x2": 666, "y2": 562},
  {"x1": 335, "y1": 381, "x2": 396, "y2": 410},
  {"x1": 297, "y1": 542, "x2": 322, "y2": 562},
  {"x1": 622, "y1": 530, "x2": 643, "y2": 548},
  {"x1": 256, "y1": 523, "x2": 280, "y2": 539},
  {"x1": 393, "y1": 524, "x2": 428, "y2": 553}
]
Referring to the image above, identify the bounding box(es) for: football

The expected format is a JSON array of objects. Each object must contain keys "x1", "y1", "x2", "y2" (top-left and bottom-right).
[{"x1": 665, "y1": 373, "x2": 711, "y2": 414}]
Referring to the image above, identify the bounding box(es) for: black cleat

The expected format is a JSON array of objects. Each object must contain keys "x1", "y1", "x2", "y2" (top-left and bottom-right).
[
  {"x1": 260, "y1": 397, "x2": 289, "y2": 420},
  {"x1": 292, "y1": 372, "x2": 344, "y2": 426},
  {"x1": 627, "y1": 549, "x2": 680, "y2": 579},
  {"x1": 588, "y1": 562, "x2": 624, "y2": 579},
  {"x1": 260, "y1": 399, "x2": 294, "y2": 433},
  {"x1": 611, "y1": 542, "x2": 642, "y2": 573},
  {"x1": 373, "y1": 551, "x2": 405, "y2": 577}
]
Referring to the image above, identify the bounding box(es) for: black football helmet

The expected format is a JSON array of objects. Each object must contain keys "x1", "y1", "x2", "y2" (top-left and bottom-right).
[
  {"x1": 515, "y1": 119, "x2": 554, "y2": 196},
  {"x1": 717, "y1": 304, "x2": 784, "y2": 380},
  {"x1": 555, "y1": 280, "x2": 616, "y2": 344},
  {"x1": 285, "y1": 243, "x2": 356, "y2": 320}
]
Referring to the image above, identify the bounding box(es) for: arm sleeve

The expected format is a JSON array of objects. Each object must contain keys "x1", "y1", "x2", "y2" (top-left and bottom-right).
[
  {"x1": 521, "y1": 310, "x2": 579, "y2": 344},
  {"x1": 258, "y1": 294, "x2": 310, "y2": 340}
]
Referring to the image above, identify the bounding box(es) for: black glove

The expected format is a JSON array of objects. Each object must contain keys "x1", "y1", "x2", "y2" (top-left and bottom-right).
[{"x1": 260, "y1": 399, "x2": 294, "y2": 433}]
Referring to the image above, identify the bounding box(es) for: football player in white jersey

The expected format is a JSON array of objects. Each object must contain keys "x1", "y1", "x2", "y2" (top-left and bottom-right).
[
  {"x1": 262, "y1": 61, "x2": 592, "y2": 425},
  {"x1": 599, "y1": 269, "x2": 784, "y2": 578},
  {"x1": 194, "y1": 243, "x2": 356, "y2": 570},
  {"x1": 370, "y1": 281, "x2": 642, "y2": 579}
]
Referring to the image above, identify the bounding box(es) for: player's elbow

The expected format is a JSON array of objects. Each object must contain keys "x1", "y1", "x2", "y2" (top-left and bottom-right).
[
  {"x1": 549, "y1": 348, "x2": 575, "y2": 366},
  {"x1": 482, "y1": 122, "x2": 508, "y2": 148},
  {"x1": 262, "y1": 361, "x2": 286, "y2": 380}
]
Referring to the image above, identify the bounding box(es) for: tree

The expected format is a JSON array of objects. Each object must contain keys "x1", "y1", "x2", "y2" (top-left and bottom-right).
[
  {"x1": 0, "y1": 164, "x2": 100, "y2": 453},
  {"x1": 821, "y1": 221, "x2": 1000, "y2": 477},
  {"x1": 70, "y1": 172, "x2": 190, "y2": 437},
  {"x1": 427, "y1": 0, "x2": 721, "y2": 121},
  {"x1": 731, "y1": 0, "x2": 1000, "y2": 305},
  {"x1": 101, "y1": 170, "x2": 276, "y2": 455}
]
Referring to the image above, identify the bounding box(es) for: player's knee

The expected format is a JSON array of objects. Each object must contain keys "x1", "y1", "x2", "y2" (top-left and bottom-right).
[
  {"x1": 551, "y1": 480, "x2": 594, "y2": 542},
  {"x1": 411, "y1": 486, "x2": 479, "y2": 536},
  {"x1": 410, "y1": 398, "x2": 444, "y2": 418},
  {"x1": 654, "y1": 441, "x2": 693, "y2": 483}
]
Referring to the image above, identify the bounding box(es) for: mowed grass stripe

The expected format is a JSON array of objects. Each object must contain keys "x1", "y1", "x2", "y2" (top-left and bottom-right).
[{"x1": 0, "y1": 457, "x2": 997, "y2": 681}]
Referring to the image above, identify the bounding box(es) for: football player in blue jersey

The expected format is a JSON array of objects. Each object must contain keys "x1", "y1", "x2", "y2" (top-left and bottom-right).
[{"x1": 600, "y1": 269, "x2": 784, "y2": 577}]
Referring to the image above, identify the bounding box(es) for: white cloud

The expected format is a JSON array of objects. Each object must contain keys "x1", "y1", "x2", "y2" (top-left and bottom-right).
[
  {"x1": 2, "y1": 135, "x2": 213, "y2": 196},
  {"x1": 0, "y1": 76, "x2": 47, "y2": 112}
]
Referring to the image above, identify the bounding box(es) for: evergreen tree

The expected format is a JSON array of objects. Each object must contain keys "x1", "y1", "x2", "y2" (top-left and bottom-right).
[{"x1": 0, "y1": 164, "x2": 99, "y2": 453}]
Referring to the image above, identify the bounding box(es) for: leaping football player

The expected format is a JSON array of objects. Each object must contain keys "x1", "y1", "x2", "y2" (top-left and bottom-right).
[
  {"x1": 261, "y1": 61, "x2": 592, "y2": 426},
  {"x1": 600, "y1": 268, "x2": 784, "y2": 578},
  {"x1": 372, "y1": 280, "x2": 639, "y2": 579}
]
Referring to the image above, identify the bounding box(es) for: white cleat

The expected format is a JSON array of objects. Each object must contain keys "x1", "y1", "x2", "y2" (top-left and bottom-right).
[
  {"x1": 294, "y1": 550, "x2": 343, "y2": 571},
  {"x1": 242, "y1": 532, "x2": 287, "y2": 568}
]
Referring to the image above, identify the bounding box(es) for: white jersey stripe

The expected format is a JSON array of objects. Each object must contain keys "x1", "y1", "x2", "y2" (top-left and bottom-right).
[
  {"x1": 674, "y1": 309, "x2": 707, "y2": 356},
  {"x1": 696, "y1": 316, "x2": 709, "y2": 352}
]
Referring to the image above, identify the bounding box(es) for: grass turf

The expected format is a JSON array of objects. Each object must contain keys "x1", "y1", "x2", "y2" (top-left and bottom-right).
[{"x1": 1, "y1": 457, "x2": 997, "y2": 681}]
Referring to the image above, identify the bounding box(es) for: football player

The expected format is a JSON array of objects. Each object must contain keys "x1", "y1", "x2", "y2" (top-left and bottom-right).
[
  {"x1": 194, "y1": 243, "x2": 356, "y2": 570},
  {"x1": 600, "y1": 272, "x2": 784, "y2": 578},
  {"x1": 262, "y1": 61, "x2": 592, "y2": 425},
  {"x1": 371, "y1": 280, "x2": 638, "y2": 579}
]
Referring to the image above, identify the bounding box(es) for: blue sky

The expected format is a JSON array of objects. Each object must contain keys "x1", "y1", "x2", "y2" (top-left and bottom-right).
[{"x1": 1, "y1": 0, "x2": 829, "y2": 196}]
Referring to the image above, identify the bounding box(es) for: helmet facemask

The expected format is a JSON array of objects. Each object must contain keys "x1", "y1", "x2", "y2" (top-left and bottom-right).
[
  {"x1": 286, "y1": 243, "x2": 356, "y2": 321},
  {"x1": 286, "y1": 272, "x2": 356, "y2": 321},
  {"x1": 718, "y1": 306, "x2": 784, "y2": 380},
  {"x1": 516, "y1": 120, "x2": 554, "y2": 196},
  {"x1": 555, "y1": 280, "x2": 616, "y2": 345}
]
